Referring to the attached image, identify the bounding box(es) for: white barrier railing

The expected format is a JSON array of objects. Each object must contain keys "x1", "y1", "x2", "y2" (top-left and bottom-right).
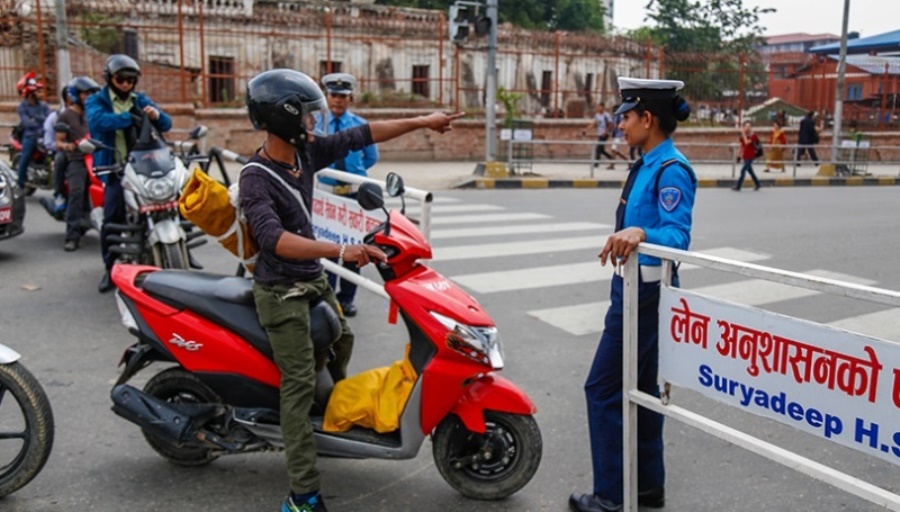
[{"x1": 620, "y1": 245, "x2": 900, "y2": 511}]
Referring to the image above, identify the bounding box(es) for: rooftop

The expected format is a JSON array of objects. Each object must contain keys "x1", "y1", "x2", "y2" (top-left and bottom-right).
[{"x1": 810, "y1": 29, "x2": 900, "y2": 55}]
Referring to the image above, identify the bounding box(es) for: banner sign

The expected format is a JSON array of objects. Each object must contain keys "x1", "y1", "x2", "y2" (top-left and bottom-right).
[
  {"x1": 311, "y1": 188, "x2": 386, "y2": 246},
  {"x1": 659, "y1": 286, "x2": 900, "y2": 465}
]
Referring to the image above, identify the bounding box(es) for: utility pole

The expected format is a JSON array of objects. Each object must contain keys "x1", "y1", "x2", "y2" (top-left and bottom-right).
[
  {"x1": 831, "y1": 0, "x2": 850, "y2": 164},
  {"x1": 55, "y1": 0, "x2": 71, "y2": 87},
  {"x1": 484, "y1": 0, "x2": 498, "y2": 162}
]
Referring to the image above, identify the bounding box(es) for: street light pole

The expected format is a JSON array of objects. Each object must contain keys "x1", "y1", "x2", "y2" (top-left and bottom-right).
[
  {"x1": 831, "y1": 0, "x2": 850, "y2": 164},
  {"x1": 55, "y1": 0, "x2": 71, "y2": 86},
  {"x1": 484, "y1": 0, "x2": 498, "y2": 162}
]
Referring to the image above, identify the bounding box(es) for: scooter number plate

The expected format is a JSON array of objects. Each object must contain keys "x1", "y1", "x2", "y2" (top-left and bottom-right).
[{"x1": 0, "y1": 206, "x2": 11, "y2": 224}]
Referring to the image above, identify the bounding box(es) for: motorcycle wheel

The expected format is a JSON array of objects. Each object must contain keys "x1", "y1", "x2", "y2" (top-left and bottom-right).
[
  {"x1": 142, "y1": 368, "x2": 220, "y2": 467},
  {"x1": 432, "y1": 411, "x2": 542, "y2": 500},
  {"x1": 154, "y1": 242, "x2": 188, "y2": 270},
  {"x1": 0, "y1": 362, "x2": 55, "y2": 498}
]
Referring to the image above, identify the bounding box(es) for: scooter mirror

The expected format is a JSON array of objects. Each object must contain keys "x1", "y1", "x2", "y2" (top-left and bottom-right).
[
  {"x1": 77, "y1": 139, "x2": 98, "y2": 154},
  {"x1": 385, "y1": 172, "x2": 405, "y2": 197},
  {"x1": 357, "y1": 182, "x2": 384, "y2": 211},
  {"x1": 188, "y1": 125, "x2": 208, "y2": 140}
]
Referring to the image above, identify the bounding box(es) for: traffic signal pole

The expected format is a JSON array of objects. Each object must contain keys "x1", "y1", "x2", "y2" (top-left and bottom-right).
[{"x1": 484, "y1": 0, "x2": 498, "y2": 162}]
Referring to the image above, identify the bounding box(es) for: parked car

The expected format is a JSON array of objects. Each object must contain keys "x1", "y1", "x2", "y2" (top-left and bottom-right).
[{"x1": 0, "y1": 160, "x2": 25, "y2": 241}]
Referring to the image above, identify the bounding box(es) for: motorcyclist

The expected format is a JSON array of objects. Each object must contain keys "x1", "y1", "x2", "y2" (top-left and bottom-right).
[
  {"x1": 241, "y1": 68, "x2": 461, "y2": 512},
  {"x1": 47, "y1": 85, "x2": 74, "y2": 214},
  {"x1": 55, "y1": 76, "x2": 101, "y2": 251},
  {"x1": 15, "y1": 72, "x2": 50, "y2": 189},
  {"x1": 85, "y1": 55, "x2": 171, "y2": 292}
]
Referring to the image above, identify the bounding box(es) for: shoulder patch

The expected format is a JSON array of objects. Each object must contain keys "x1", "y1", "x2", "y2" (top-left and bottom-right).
[{"x1": 659, "y1": 187, "x2": 683, "y2": 212}]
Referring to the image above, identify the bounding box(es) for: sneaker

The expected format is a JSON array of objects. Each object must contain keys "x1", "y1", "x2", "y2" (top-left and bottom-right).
[
  {"x1": 282, "y1": 494, "x2": 327, "y2": 512},
  {"x1": 340, "y1": 302, "x2": 357, "y2": 318},
  {"x1": 53, "y1": 195, "x2": 66, "y2": 212},
  {"x1": 64, "y1": 239, "x2": 79, "y2": 252}
]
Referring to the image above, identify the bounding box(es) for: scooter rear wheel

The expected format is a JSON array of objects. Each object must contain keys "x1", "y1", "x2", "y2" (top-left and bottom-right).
[
  {"x1": 0, "y1": 362, "x2": 55, "y2": 498},
  {"x1": 142, "y1": 368, "x2": 221, "y2": 467},
  {"x1": 432, "y1": 411, "x2": 542, "y2": 500}
]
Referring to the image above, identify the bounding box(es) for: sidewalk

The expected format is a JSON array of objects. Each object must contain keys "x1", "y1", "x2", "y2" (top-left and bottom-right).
[{"x1": 213, "y1": 160, "x2": 900, "y2": 192}]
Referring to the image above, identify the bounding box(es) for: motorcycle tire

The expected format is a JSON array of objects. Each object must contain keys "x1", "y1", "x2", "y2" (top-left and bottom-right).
[
  {"x1": 0, "y1": 362, "x2": 55, "y2": 498},
  {"x1": 142, "y1": 368, "x2": 221, "y2": 467},
  {"x1": 154, "y1": 242, "x2": 188, "y2": 270},
  {"x1": 432, "y1": 411, "x2": 542, "y2": 500}
]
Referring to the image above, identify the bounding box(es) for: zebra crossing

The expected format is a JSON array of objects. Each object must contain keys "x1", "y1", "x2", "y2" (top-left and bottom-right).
[{"x1": 413, "y1": 195, "x2": 900, "y2": 342}]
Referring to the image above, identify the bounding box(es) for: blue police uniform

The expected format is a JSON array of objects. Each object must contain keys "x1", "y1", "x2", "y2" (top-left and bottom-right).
[
  {"x1": 315, "y1": 110, "x2": 378, "y2": 184},
  {"x1": 576, "y1": 78, "x2": 697, "y2": 512}
]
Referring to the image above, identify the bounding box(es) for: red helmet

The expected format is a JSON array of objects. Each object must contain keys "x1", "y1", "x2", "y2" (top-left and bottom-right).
[{"x1": 16, "y1": 71, "x2": 44, "y2": 98}]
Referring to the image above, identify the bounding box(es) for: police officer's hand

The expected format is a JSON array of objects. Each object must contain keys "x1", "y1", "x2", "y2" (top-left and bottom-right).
[
  {"x1": 599, "y1": 227, "x2": 646, "y2": 267},
  {"x1": 343, "y1": 244, "x2": 387, "y2": 267},
  {"x1": 420, "y1": 112, "x2": 465, "y2": 134},
  {"x1": 143, "y1": 106, "x2": 160, "y2": 121}
]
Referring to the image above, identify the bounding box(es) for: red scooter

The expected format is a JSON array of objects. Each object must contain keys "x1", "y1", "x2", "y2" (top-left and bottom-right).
[{"x1": 109, "y1": 173, "x2": 542, "y2": 500}]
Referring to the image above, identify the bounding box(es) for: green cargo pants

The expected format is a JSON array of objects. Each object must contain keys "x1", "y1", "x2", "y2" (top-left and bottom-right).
[{"x1": 252, "y1": 273, "x2": 354, "y2": 494}]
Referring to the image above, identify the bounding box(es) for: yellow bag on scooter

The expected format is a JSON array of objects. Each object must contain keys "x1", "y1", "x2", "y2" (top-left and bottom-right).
[{"x1": 323, "y1": 345, "x2": 417, "y2": 434}]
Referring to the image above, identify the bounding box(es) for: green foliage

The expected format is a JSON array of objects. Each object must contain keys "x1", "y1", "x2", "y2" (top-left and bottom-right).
[
  {"x1": 496, "y1": 86, "x2": 523, "y2": 127},
  {"x1": 375, "y1": 0, "x2": 606, "y2": 32},
  {"x1": 80, "y1": 12, "x2": 121, "y2": 53}
]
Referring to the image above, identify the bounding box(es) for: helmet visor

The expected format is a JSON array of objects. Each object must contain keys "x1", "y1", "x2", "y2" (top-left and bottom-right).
[{"x1": 275, "y1": 94, "x2": 327, "y2": 140}]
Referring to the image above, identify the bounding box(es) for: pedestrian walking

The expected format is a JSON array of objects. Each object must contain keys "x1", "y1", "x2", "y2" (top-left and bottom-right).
[
  {"x1": 583, "y1": 103, "x2": 614, "y2": 169},
  {"x1": 569, "y1": 77, "x2": 697, "y2": 512},
  {"x1": 764, "y1": 119, "x2": 787, "y2": 173},
  {"x1": 733, "y1": 122, "x2": 761, "y2": 191},
  {"x1": 796, "y1": 111, "x2": 820, "y2": 165}
]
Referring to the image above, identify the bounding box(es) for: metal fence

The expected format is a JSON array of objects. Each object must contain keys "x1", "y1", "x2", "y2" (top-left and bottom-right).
[{"x1": 0, "y1": 1, "x2": 896, "y2": 128}]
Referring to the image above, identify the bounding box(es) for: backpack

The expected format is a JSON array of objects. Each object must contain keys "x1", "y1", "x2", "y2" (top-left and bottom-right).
[{"x1": 754, "y1": 137, "x2": 764, "y2": 158}]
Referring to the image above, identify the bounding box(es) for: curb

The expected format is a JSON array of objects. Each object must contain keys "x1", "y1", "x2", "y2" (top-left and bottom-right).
[{"x1": 456, "y1": 176, "x2": 900, "y2": 189}]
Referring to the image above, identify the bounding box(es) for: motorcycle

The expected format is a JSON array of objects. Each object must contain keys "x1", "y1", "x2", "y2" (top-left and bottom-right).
[
  {"x1": 108, "y1": 173, "x2": 542, "y2": 500},
  {"x1": 0, "y1": 343, "x2": 54, "y2": 498},
  {"x1": 8, "y1": 129, "x2": 53, "y2": 197},
  {"x1": 81, "y1": 115, "x2": 206, "y2": 269},
  {"x1": 37, "y1": 135, "x2": 104, "y2": 229}
]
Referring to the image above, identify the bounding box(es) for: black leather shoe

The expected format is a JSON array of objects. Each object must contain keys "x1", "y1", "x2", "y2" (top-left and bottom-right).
[
  {"x1": 188, "y1": 251, "x2": 203, "y2": 270},
  {"x1": 568, "y1": 488, "x2": 665, "y2": 512},
  {"x1": 569, "y1": 493, "x2": 620, "y2": 512},
  {"x1": 340, "y1": 302, "x2": 357, "y2": 318},
  {"x1": 98, "y1": 271, "x2": 115, "y2": 293}
]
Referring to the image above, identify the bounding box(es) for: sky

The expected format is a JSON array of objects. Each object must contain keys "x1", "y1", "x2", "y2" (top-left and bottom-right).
[{"x1": 612, "y1": 0, "x2": 900, "y2": 39}]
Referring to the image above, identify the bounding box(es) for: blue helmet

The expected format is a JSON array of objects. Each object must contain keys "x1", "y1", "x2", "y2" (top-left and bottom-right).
[{"x1": 67, "y1": 76, "x2": 100, "y2": 106}]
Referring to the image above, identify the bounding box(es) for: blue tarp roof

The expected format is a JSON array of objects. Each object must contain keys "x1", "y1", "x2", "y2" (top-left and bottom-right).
[{"x1": 809, "y1": 29, "x2": 900, "y2": 54}]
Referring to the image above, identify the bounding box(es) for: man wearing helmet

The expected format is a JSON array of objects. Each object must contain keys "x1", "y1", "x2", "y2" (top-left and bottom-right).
[
  {"x1": 241, "y1": 68, "x2": 462, "y2": 512},
  {"x1": 15, "y1": 72, "x2": 50, "y2": 189},
  {"x1": 86, "y1": 55, "x2": 172, "y2": 291},
  {"x1": 46, "y1": 85, "x2": 74, "y2": 214},
  {"x1": 55, "y1": 76, "x2": 101, "y2": 251}
]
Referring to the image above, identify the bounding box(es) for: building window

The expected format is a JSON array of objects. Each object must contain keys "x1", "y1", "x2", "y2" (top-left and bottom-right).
[
  {"x1": 412, "y1": 65, "x2": 429, "y2": 98},
  {"x1": 208, "y1": 56, "x2": 235, "y2": 104},
  {"x1": 847, "y1": 84, "x2": 863, "y2": 101},
  {"x1": 541, "y1": 70, "x2": 552, "y2": 108},
  {"x1": 584, "y1": 72, "x2": 594, "y2": 106},
  {"x1": 121, "y1": 29, "x2": 139, "y2": 60},
  {"x1": 319, "y1": 61, "x2": 342, "y2": 78}
]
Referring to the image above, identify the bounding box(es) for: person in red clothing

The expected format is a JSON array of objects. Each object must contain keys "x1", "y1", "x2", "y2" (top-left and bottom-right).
[{"x1": 733, "y1": 121, "x2": 761, "y2": 191}]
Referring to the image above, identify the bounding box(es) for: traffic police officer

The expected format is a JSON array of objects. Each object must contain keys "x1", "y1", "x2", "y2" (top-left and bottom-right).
[
  {"x1": 570, "y1": 77, "x2": 697, "y2": 512},
  {"x1": 315, "y1": 72, "x2": 379, "y2": 317}
]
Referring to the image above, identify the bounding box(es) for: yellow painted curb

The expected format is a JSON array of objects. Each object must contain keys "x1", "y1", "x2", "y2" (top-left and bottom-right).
[
  {"x1": 774, "y1": 178, "x2": 793, "y2": 186},
  {"x1": 698, "y1": 179, "x2": 718, "y2": 188},
  {"x1": 810, "y1": 177, "x2": 831, "y2": 186},
  {"x1": 846, "y1": 177, "x2": 864, "y2": 186},
  {"x1": 476, "y1": 178, "x2": 495, "y2": 189},
  {"x1": 521, "y1": 179, "x2": 549, "y2": 189},
  {"x1": 879, "y1": 177, "x2": 896, "y2": 185},
  {"x1": 573, "y1": 179, "x2": 599, "y2": 188}
]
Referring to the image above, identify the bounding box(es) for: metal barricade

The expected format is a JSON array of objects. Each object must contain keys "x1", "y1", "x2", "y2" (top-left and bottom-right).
[{"x1": 620, "y1": 245, "x2": 900, "y2": 511}]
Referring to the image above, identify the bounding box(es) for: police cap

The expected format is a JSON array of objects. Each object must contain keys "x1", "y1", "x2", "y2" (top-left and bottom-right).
[
  {"x1": 615, "y1": 77, "x2": 685, "y2": 116},
  {"x1": 321, "y1": 72, "x2": 357, "y2": 96}
]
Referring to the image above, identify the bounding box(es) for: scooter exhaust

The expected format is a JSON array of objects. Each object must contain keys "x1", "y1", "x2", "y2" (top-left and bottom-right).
[{"x1": 111, "y1": 385, "x2": 199, "y2": 444}]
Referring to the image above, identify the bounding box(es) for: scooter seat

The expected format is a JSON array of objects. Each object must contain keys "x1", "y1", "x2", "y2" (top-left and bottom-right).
[{"x1": 142, "y1": 270, "x2": 342, "y2": 359}]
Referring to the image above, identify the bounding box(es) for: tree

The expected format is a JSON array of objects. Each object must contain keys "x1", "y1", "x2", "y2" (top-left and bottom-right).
[
  {"x1": 635, "y1": 0, "x2": 774, "y2": 105},
  {"x1": 376, "y1": 0, "x2": 606, "y2": 32}
]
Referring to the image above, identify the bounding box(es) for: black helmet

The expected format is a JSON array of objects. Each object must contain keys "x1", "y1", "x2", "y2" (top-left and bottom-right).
[
  {"x1": 246, "y1": 69, "x2": 327, "y2": 149},
  {"x1": 104, "y1": 54, "x2": 141, "y2": 82},
  {"x1": 67, "y1": 76, "x2": 101, "y2": 106}
]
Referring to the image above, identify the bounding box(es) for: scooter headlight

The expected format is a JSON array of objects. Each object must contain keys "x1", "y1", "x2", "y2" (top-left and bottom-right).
[{"x1": 430, "y1": 312, "x2": 504, "y2": 369}]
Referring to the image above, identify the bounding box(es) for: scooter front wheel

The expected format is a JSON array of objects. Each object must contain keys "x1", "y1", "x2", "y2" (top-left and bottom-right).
[
  {"x1": 0, "y1": 362, "x2": 55, "y2": 498},
  {"x1": 432, "y1": 411, "x2": 542, "y2": 500}
]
